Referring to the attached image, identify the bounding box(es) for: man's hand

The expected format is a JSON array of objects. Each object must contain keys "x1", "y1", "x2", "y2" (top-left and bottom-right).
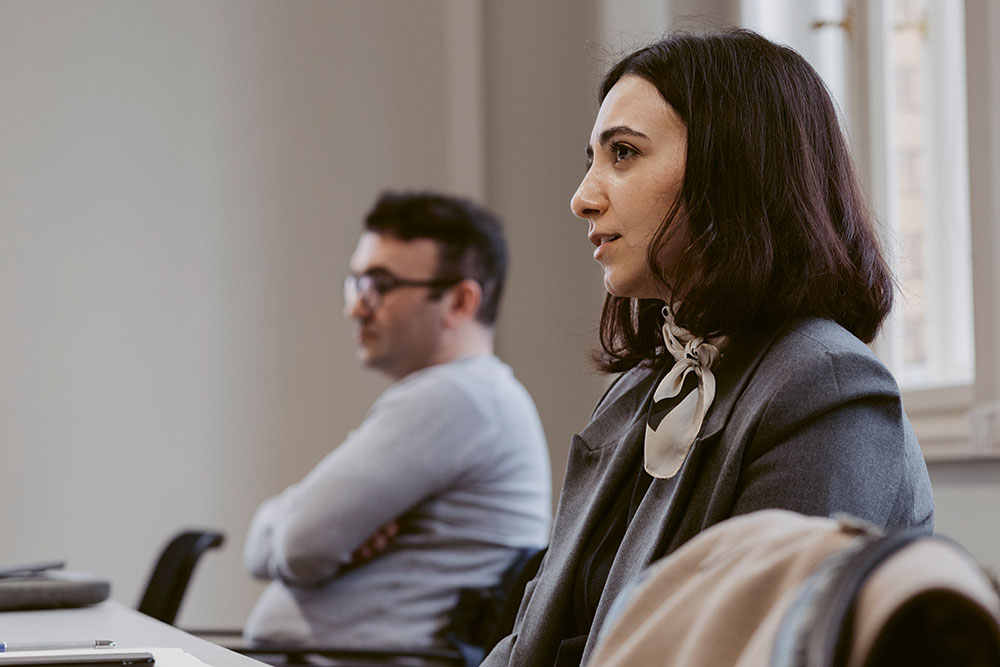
[{"x1": 349, "y1": 520, "x2": 400, "y2": 566}]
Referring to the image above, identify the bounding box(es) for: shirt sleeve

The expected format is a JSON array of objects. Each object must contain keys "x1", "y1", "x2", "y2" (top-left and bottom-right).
[{"x1": 242, "y1": 371, "x2": 490, "y2": 586}]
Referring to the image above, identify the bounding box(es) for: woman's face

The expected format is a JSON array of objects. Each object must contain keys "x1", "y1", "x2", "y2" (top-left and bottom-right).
[{"x1": 571, "y1": 75, "x2": 688, "y2": 301}]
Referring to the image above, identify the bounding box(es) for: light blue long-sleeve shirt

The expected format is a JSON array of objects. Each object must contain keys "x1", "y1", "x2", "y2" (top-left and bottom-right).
[{"x1": 243, "y1": 355, "x2": 551, "y2": 648}]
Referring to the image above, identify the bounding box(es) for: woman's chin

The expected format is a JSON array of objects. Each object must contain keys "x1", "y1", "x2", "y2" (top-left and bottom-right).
[
  {"x1": 604, "y1": 275, "x2": 666, "y2": 301},
  {"x1": 603, "y1": 276, "x2": 625, "y2": 298}
]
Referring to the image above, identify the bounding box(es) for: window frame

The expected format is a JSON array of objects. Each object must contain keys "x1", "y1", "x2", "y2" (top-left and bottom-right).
[
  {"x1": 883, "y1": 0, "x2": 1000, "y2": 460},
  {"x1": 954, "y1": 0, "x2": 1000, "y2": 460}
]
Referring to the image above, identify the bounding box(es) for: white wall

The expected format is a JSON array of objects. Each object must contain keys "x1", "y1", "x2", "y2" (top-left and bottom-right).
[
  {"x1": 931, "y1": 0, "x2": 1000, "y2": 575},
  {"x1": 0, "y1": 0, "x2": 616, "y2": 628},
  {"x1": 927, "y1": 460, "x2": 1000, "y2": 573},
  {"x1": 0, "y1": 0, "x2": 474, "y2": 627},
  {"x1": 484, "y1": 0, "x2": 611, "y2": 511}
]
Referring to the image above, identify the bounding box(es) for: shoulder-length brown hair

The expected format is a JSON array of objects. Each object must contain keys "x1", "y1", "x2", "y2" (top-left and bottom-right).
[{"x1": 594, "y1": 29, "x2": 894, "y2": 373}]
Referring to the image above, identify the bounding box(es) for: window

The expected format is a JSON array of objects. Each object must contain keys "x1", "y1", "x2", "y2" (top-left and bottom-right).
[
  {"x1": 878, "y1": 0, "x2": 973, "y2": 390},
  {"x1": 743, "y1": 0, "x2": 999, "y2": 459}
]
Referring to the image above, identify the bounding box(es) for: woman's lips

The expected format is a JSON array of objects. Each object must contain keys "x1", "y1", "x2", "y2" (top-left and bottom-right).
[
  {"x1": 590, "y1": 233, "x2": 621, "y2": 259},
  {"x1": 589, "y1": 232, "x2": 620, "y2": 247}
]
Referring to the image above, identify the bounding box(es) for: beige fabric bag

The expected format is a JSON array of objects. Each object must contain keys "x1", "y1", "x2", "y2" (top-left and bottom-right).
[{"x1": 588, "y1": 509, "x2": 1000, "y2": 667}]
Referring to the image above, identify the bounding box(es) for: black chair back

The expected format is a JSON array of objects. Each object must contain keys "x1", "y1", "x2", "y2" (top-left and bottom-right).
[{"x1": 137, "y1": 529, "x2": 224, "y2": 625}]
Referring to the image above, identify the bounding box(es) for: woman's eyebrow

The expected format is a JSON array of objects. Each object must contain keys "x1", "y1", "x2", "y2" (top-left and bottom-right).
[
  {"x1": 598, "y1": 125, "x2": 649, "y2": 146},
  {"x1": 586, "y1": 125, "x2": 650, "y2": 159}
]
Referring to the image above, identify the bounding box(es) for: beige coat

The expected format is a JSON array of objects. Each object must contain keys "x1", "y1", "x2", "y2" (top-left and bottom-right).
[{"x1": 587, "y1": 509, "x2": 1000, "y2": 667}]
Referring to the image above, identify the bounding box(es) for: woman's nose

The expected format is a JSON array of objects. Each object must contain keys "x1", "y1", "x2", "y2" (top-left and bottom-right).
[{"x1": 571, "y1": 169, "x2": 606, "y2": 220}]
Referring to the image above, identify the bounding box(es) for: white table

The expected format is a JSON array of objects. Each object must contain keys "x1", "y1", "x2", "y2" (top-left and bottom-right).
[{"x1": 0, "y1": 600, "x2": 264, "y2": 667}]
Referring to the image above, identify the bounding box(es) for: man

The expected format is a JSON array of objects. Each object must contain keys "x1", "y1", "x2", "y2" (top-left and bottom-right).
[{"x1": 242, "y1": 191, "x2": 552, "y2": 649}]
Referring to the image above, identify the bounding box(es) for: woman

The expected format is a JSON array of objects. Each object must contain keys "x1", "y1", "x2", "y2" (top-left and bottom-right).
[{"x1": 482, "y1": 30, "x2": 934, "y2": 667}]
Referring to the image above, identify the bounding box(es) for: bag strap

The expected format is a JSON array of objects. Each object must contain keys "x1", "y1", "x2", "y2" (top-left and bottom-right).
[
  {"x1": 770, "y1": 527, "x2": 933, "y2": 667},
  {"x1": 810, "y1": 528, "x2": 933, "y2": 667}
]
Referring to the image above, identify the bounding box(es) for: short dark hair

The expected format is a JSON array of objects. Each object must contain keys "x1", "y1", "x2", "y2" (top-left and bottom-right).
[
  {"x1": 594, "y1": 29, "x2": 894, "y2": 373},
  {"x1": 363, "y1": 191, "x2": 508, "y2": 326}
]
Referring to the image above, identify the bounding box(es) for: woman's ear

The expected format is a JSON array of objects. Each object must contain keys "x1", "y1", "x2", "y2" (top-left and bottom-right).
[{"x1": 445, "y1": 279, "x2": 483, "y2": 324}]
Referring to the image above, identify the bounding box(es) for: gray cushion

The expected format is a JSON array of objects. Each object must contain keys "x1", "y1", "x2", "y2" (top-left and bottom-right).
[{"x1": 0, "y1": 571, "x2": 110, "y2": 611}]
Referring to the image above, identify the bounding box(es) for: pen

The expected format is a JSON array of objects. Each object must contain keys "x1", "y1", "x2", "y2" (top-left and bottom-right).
[{"x1": 0, "y1": 640, "x2": 116, "y2": 652}]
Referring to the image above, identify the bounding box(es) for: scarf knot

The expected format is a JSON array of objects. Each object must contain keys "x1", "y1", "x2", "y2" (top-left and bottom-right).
[{"x1": 644, "y1": 308, "x2": 727, "y2": 479}]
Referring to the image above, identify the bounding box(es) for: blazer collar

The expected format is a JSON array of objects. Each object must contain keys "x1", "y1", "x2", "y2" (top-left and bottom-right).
[
  {"x1": 695, "y1": 324, "x2": 784, "y2": 444},
  {"x1": 576, "y1": 323, "x2": 785, "y2": 455}
]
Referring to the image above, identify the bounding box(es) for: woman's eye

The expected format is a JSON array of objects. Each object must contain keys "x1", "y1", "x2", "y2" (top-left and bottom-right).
[{"x1": 613, "y1": 143, "x2": 636, "y2": 162}]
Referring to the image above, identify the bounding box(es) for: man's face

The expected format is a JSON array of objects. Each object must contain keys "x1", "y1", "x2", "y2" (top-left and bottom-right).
[{"x1": 344, "y1": 232, "x2": 450, "y2": 380}]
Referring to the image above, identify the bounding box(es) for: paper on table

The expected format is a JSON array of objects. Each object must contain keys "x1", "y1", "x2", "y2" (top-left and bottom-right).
[{"x1": 147, "y1": 648, "x2": 213, "y2": 667}]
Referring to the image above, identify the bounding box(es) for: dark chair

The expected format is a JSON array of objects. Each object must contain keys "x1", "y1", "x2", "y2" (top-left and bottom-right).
[
  {"x1": 444, "y1": 546, "x2": 547, "y2": 665},
  {"x1": 137, "y1": 529, "x2": 225, "y2": 625},
  {"x1": 209, "y1": 546, "x2": 547, "y2": 667}
]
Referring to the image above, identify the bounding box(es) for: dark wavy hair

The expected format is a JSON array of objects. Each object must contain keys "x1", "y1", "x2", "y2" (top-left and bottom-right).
[
  {"x1": 594, "y1": 29, "x2": 895, "y2": 373},
  {"x1": 364, "y1": 191, "x2": 508, "y2": 327}
]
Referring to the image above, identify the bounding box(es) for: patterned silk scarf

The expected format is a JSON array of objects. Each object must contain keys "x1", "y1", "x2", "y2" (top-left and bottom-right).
[{"x1": 644, "y1": 307, "x2": 727, "y2": 478}]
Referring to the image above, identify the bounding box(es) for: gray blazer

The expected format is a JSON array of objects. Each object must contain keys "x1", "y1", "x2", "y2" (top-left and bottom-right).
[{"x1": 483, "y1": 318, "x2": 934, "y2": 667}]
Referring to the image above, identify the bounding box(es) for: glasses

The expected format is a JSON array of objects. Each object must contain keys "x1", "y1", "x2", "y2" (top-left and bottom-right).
[{"x1": 343, "y1": 271, "x2": 464, "y2": 310}]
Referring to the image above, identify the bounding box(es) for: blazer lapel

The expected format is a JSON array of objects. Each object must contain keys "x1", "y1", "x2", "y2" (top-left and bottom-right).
[
  {"x1": 693, "y1": 325, "x2": 783, "y2": 444},
  {"x1": 512, "y1": 368, "x2": 659, "y2": 663},
  {"x1": 548, "y1": 367, "x2": 659, "y2": 571}
]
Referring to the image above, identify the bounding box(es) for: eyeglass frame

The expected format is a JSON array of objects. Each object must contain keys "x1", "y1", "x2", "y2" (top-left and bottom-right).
[{"x1": 343, "y1": 270, "x2": 465, "y2": 310}]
